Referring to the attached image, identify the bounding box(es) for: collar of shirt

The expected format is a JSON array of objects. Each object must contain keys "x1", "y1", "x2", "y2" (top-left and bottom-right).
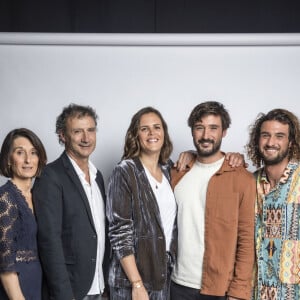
[
  {"x1": 67, "y1": 155, "x2": 97, "y2": 184},
  {"x1": 260, "y1": 163, "x2": 292, "y2": 194}
]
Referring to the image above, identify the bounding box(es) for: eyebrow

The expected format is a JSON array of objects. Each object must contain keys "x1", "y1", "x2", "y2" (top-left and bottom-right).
[
  {"x1": 71, "y1": 127, "x2": 96, "y2": 131},
  {"x1": 260, "y1": 131, "x2": 287, "y2": 135},
  {"x1": 12, "y1": 146, "x2": 25, "y2": 150},
  {"x1": 12, "y1": 146, "x2": 36, "y2": 151},
  {"x1": 140, "y1": 123, "x2": 161, "y2": 127},
  {"x1": 194, "y1": 123, "x2": 221, "y2": 127}
]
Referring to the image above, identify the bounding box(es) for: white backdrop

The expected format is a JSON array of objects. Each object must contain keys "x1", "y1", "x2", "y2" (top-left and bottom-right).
[{"x1": 1, "y1": 33, "x2": 300, "y2": 185}]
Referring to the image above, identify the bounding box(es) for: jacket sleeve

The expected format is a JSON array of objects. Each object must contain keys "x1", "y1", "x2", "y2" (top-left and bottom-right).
[
  {"x1": 106, "y1": 163, "x2": 135, "y2": 260},
  {"x1": 0, "y1": 191, "x2": 18, "y2": 273},
  {"x1": 32, "y1": 168, "x2": 74, "y2": 300},
  {"x1": 227, "y1": 171, "x2": 256, "y2": 299}
]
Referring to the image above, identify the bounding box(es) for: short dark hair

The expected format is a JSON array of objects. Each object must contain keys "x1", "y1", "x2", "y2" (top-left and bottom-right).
[
  {"x1": 0, "y1": 128, "x2": 47, "y2": 178},
  {"x1": 246, "y1": 108, "x2": 300, "y2": 168},
  {"x1": 122, "y1": 106, "x2": 173, "y2": 164},
  {"x1": 188, "y1": 101, "x2": 231, "y2": 131},
  {"x1": 56, "y1": 103, "x2": 98, "y2": 144}
]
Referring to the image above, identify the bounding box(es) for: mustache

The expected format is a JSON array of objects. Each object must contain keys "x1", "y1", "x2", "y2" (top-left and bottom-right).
[{"x1": 197, "y1": 139, "x2": 214, "y2": 144}]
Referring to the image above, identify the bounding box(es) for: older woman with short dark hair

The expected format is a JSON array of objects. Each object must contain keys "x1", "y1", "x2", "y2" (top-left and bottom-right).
[{"x1": 0, "y1": 128, "x2": 47, "y2": 300}]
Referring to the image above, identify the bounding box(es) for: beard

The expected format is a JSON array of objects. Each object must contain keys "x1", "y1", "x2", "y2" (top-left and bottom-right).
[
  {"x1": 260, "y1": 146, "x2": 289, "y2": 166},
  {"x1": 194, "y1": 138, "x2": 222, "y2": 157}
]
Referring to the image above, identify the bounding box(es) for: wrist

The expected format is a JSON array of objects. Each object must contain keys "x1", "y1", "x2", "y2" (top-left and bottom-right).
[{"x1": 131, "y1": 279, "x2": 143, "y2": 289}]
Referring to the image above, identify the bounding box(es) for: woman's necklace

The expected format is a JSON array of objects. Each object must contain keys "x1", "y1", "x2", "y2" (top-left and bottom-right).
[
  {"x1": 149, "y1": 174, "x2": 160, "y2": 189},
  {"x1": 143, "y1": 165, "x2": 162, "y2": 189}
]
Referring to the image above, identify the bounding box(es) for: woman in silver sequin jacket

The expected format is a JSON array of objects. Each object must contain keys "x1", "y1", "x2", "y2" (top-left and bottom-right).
[{"x1": 106, "y1": 107, "x2": 177, "y2": 300}]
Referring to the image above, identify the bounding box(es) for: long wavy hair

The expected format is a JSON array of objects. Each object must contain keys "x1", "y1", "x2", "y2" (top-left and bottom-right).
[
  {"x1": 122, "y1": 107, "x2": 173, "y2": 164},
  {"x1": 246, "y1": 108, "x2": 300, "y2": 168}
]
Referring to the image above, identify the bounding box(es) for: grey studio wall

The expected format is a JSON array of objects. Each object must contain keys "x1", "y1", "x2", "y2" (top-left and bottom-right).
[{"x1": 0, "y1": 33, "x2": 300, "y2": 185}]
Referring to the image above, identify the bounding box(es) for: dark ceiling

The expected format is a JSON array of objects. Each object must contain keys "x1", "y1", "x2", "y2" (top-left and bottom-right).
[{"x1": 1, "y1": 0, "x2": 300, "y2": 33}]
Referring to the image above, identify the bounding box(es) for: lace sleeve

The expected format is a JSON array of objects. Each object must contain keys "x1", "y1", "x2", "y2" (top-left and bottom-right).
[{"x1": 0, "y1": 191, "x2": 18, "y2": 272}]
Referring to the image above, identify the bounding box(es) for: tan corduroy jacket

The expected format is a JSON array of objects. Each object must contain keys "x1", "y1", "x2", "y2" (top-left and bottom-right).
[{"x1": 171, "y1": 156, "x2": 256, "y2": 300}]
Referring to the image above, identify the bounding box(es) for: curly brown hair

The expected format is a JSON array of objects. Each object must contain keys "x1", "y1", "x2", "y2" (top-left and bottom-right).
[
  {"x1": 56, "y1": 103, "x2": 98, "y2": 145},
  {"x1": 122, "y1": 107, "x2": 173, "y2": 164},
  {"x1": 246, "y1": 108, "x2": 300, "y2": 168}
]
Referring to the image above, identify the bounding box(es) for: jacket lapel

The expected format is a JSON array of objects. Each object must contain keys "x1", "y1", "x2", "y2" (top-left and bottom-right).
[
  {"x1": 61, "y1": 152, "x2": 96, "y2": 231},
  {"x1": 95, "y1": 171, "x2": 106, "y2": 204},
  {"x1": 133, "y1": 157, "x2": 165, "y2": 232}
]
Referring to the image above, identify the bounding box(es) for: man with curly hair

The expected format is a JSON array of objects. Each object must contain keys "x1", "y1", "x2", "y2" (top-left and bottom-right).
[
  {"x1": 246, "y1": 109, "x2": 300, "y2": 300},
  {"x1": 33, "y1": 104, "x2": 109, "y2": 300}
]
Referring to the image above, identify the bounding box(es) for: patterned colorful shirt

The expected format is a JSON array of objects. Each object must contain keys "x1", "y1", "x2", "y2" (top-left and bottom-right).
[{"x1": 253, "y1": 161, "x2": 300, "y2": 300}]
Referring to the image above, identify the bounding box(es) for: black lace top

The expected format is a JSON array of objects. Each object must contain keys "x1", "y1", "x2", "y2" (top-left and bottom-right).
[
  {"x1": 0, "y1": 180, "x2": 40, "y2": 272},
  {"x1": 0, "y1": 180, "x2": 42, "y2": 299}
]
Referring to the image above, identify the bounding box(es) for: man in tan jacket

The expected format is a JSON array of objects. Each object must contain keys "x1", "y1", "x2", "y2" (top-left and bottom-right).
[{"x1": 170, "y1": 101, "x2": 256, "y2": 300}]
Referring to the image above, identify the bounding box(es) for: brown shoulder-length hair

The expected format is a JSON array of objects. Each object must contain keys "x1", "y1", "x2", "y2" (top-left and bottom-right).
[
  {"x1": 122, "y1": 107, "x2": 173, "y2": 164},
  {"x1": 0, "y1": 128, "x2": 47, "y2": 178},
  {"x1": 246, "y1": 108, "x2": 300, "y2": 168}
]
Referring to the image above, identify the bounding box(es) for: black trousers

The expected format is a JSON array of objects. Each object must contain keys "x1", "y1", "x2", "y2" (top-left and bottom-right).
[{"x1": 170, "y1": 281, "x2": 227, "y2": 300}]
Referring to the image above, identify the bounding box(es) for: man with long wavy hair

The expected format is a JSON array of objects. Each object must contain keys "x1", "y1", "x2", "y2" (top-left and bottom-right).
[{"x1": 246, "y1": 108, "x2": 300, "y2": 300}]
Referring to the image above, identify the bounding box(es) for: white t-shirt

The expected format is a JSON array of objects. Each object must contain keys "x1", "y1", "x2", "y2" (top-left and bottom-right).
[
  {"x1": 144, "y1": 167, "x2": 177, "y2": 251},
  {"x1": 172, "y1": 157, "x2": 224, "y2": 289}
]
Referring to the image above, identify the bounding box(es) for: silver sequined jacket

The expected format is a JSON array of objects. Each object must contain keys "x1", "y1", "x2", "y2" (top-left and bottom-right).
[{"x1": 106, "y1": 157, "x2": 177, "y2": 290}]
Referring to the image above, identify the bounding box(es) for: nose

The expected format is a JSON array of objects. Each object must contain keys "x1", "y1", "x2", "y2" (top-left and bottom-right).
[
  {"x1": 24, "y1": 152, "x2": 31, "y2": 163},
  {"x1": 81, "y1": 131, "x2": 90, "y2": 142},
  {"x1": 266, "y1": 135, "x2": 276, "y2": 146},
  {"x1": 148, "y1": 127, "x2": 154, "y2": 135},
  {"x1": 202, "y1": 128, "x2": 209, "y2": 139}
]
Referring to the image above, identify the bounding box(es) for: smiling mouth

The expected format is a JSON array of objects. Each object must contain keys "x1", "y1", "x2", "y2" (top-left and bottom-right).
[
  {"x1": 199, "y1": 142, "x2": 213, "y2": 148},
  {"x1": 264, "y1": 148, "x2": 279, "y2": 153},
  {"x1": 198, "y1": 139, "x2": 214, "y2": 144}
]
